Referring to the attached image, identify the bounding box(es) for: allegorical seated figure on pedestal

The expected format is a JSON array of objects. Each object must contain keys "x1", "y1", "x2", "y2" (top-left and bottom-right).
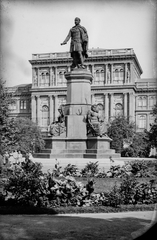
[
  {"x1": 86, "y1": 104, "x2": 108, "y2": 137},
  {"x1": 49, "y1": 105, "x2": 66, "y2": 136}
]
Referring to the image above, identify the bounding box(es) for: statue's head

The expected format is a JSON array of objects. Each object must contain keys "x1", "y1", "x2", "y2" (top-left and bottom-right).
[
  {"x1": 91, "y1": 104, "x2": 97, "y2": 112},
  {"x1": 75, "y1": 17, "x2": 81, "y2": 25}
]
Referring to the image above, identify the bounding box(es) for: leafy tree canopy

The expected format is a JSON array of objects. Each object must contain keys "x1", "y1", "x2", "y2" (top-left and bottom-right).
[
  {"x1": 107, "y1": 116, "x2": 136, "y2": 153},
  {"x1": 147, "y1": 104, "x2": 157, "y2": 148},
  {"x1": 1, "y1": 117, "x2": 45, "y2": 155},
  {"x1": 0, "y1": 80, "x2": 45, "y2": 155}
]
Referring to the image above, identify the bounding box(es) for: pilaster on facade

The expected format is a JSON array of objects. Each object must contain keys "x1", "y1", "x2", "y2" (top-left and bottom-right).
[
  {"x1": 31, "y1": 95, "x2": 36, "y2": 123},
  {"x1": 49, "y1": 95, "x2": 54, "y2": 123},
  {"x1": 49, "y1": 67, "x2": 53, "y2": 86},
  {"x1": 54, "y1": 67, "x2": 57, "y2": 86},
  {"x1": 36, "y1": 96, "x2": 41, "y2": 126},
  {"x1": 130, "y1": 62, "x2": 134, "y2": 84},
  {"x1": 91, "y1": 93, "x2": 95, "y2": 105},
  {"x1": 129, "y1": 92, "x2": 135, "y2": 122},
  {"x1": 37, "y1": 68, "x2": 40, "y2": 87},
  {"x1": 105, "y1": 64, "x2": 108, "y2": 85},
  {"x1": 91, "y1": 64, "x2": 94, "y2": 78},
  {"x1": 54, "y1": 95, "x2": 58, "y2": 121},
  {"x1": 124, "y1": 93, "x2": 128, "y2": 117},
  {"x1": 104, "y1": 93, "x2": 109, "y2": 122},
  {"x1": 146, "y1": 113, "x2": 149, "y2": 130},
  {"x1": 124, "y1": 63, "x2": 127, "y2": 84},
  {"x1": 110, "y1": 64, "x2": 113, "y2": 84},
  {"x1": 109, "y1": 93, "x2": 114, "y2": 118}
]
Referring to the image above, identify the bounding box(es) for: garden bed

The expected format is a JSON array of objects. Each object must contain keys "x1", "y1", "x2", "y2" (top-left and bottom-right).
[{"x1": 0, "y1": 203, "x2": 155, "y2": 215}]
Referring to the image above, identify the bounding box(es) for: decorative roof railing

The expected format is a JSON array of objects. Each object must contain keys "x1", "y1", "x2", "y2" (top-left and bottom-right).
[
  {"x1": 135, "y1": 81, "x2": 157, "y2": 89},
  {"x1": 32, "y1": 48, "x2": 134, "y2": 60}
]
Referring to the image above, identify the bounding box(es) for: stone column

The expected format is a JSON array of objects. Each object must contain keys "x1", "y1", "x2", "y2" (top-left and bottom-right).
[
  {"x1": 104, "y1": 93, "x2": 109, "y2": 121},
  {"x1": 49, "y1": 95, "x2": 54, "y2": 124},
  {"x1": 91, "y1": 64, "x2": 94, "y2": 84},
  {"x1": 124, "y1": 63, "x2": 127, "y2": 84},
  {"x1": 32, "y1": 68, "x2": 35, "y2": 87},
  {"x1": 146, "y1": 113, "x2": 149, "y2": 130},
  {"x1": 105, "y1": 64, "x2": 108, "y2": 85},
  {"x1": 110, "y1": 93, "x2": 114, "y2": 118},
  {"x1": 129, "y1": 92, "x2": 135, "y2": 122},
  {"x1": 49, "y1": 67, "x2": 53, "y2": 86},
  {"x1": 86, "y1": 65, "x2": 89, "y2": 71},
  {"x1": 31, "y1": 95, "x2": 36, "y2": 123},
  {"x1": 54, "y1": 67, "x2": 57, "y2": 86},
  {"x1": 110, "y1": 64, "x2": 113, "y2": 84},
  {"x1": 37, "y1": 68, "x2": 40, "y2": 87},
  {"x1": 16, "y1": 98, "x2": 20, "y2": 113},
  {"x1": 124, "y1": 93, "x2": 127, "y2": 117},
  {"x1": 54, "y1": 95, "x2": 58, "y2": 121},
  {"x1": 36, "y1": 96, "x2": 41, "y2": 126},
  {"x1": 91, "y1": 93, "x2": 95, "y2": 105},
  {"x1": 130, "y1": 62, "x2": 134, "y2": 83}
]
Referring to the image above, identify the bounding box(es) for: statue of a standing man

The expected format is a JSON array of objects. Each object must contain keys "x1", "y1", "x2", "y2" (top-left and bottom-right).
[{"x1": 61, "y1": 17, "x2": 88, "y2": 69}]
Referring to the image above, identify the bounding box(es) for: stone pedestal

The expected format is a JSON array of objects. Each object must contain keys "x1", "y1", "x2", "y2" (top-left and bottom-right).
[{"x1": 34, "y1": 68, "x2": 120, "y2": 159}]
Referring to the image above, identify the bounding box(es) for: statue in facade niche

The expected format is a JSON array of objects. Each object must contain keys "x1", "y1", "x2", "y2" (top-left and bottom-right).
[
  {"x1": 61, "y1": 17, "x2": 88, "y2": 69},
  {"x1": 86, "y1": 104, "x2": 108, "y2": 137},
  {"x1": 49, "y1": 105, "x2": 66, "y2": 136}
]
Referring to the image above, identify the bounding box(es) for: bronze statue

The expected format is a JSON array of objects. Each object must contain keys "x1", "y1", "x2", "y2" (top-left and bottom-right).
[
  {"x1": 61, "y1": 17, "x2": 88, "y2": 69},
  {"x1": 86, "y1": 104, "x2": 107, "y2": 137},
  {"x1": 49, "y1": 105, "x2": 66, "y2": 136}
]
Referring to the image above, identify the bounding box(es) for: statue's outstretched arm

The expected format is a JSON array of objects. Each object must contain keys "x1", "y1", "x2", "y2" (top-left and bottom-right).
[{"x1": 61, "y1": 30, "x2": 71, "y2": 45}]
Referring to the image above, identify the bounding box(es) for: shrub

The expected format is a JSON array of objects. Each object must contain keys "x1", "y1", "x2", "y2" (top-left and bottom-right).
[
  {"x1": 4, "y1": 156, "x2": 47, "y2": 206},
  {"x1": 81, "y1": 161, "x2": 99, "y2": 177},
  {"x1": 62, "y1": 164, "x2": 79, "y2": 177}
]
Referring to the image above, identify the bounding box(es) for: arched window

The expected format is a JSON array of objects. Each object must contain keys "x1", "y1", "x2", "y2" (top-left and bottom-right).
[
  {"x1": 115, "y1": 103, "x2": 123, "y2": 116},
  {"x1": 42, "y1": 105, "x2": 49, "y2": 127}
]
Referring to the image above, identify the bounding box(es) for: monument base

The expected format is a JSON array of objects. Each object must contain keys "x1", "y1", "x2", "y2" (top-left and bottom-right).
[{"x1": 34, "y1": 136, "x2": 120, "y2": 159}]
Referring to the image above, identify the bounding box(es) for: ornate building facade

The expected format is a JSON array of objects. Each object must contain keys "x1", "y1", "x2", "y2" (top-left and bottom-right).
[{"x1": 7, "y1": 48, "x2": 157, "y2": 133}]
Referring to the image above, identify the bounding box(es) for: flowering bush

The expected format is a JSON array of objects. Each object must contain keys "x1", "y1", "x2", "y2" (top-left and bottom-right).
[{"x1": 2, "y1": 158, "x2": 157, "y2": 208}]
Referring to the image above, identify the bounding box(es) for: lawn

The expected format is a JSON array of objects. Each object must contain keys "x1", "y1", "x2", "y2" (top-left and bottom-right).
[
  {"x1": 75, "y1": 177, "x2": 156, "y2": 193},
  {"x1": 0, "y1": 214, "x2": 151, "y2": 240}
]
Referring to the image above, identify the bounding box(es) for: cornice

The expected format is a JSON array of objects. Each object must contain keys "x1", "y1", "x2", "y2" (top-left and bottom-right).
[{"x1": 29, "y1": 54, "x2": 142, "y2": 75}]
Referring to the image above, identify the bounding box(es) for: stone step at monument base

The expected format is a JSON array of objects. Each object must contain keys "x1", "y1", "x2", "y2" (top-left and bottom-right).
[{"x1": 34, "y1": 149, "x2": 120, "y2": 159}]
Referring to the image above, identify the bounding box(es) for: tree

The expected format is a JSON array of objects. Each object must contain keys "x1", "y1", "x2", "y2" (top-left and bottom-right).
[
  {"x1": 1, "y1": 117, "x2": 45, "y2": 155},
  {"x1": 0, "y1": 80, "x2": 45, "y2": 155},
  {"x1": 121, "y1": 131, "x2": 151, "y2": 157},
  {"x1": 148, "y1": 104, "x2": 157, "y2": 148},
  {"x1": 107, "y1": 116, "x2": 135, "y2": 154},
  {"x1": 0, "y1": 80, "x2": 14, "y2": 125}
]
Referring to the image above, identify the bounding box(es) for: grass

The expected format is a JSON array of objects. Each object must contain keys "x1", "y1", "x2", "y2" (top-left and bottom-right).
[
  {"x1": 0, "y1": 214, "x2": 152, "y2": 240},
  {"x1": 75, "y1": 177, "x2": 157, "y2": 193}
]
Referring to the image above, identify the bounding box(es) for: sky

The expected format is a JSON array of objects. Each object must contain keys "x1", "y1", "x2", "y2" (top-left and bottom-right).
[{"x1": 1, "y1": 0, "x2": 157, "y2": 87}]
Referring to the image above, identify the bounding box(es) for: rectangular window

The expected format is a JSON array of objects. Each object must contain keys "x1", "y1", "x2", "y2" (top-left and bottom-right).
[
  {"x1": 20, "y1": 100, "x2": 27, "y2": 110},
  {"x1": 138, "y1": 96, "x2": 147, "y2": 109},
  {"x1": 138, "y1": 115, "x2": 146, "y2": 129},
  {"x1": 149, "y1": 96, "x2": 156, "y2": 108},
  {"x1": 9, "y1": 102, "x2": 17, "y2": 111}
]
